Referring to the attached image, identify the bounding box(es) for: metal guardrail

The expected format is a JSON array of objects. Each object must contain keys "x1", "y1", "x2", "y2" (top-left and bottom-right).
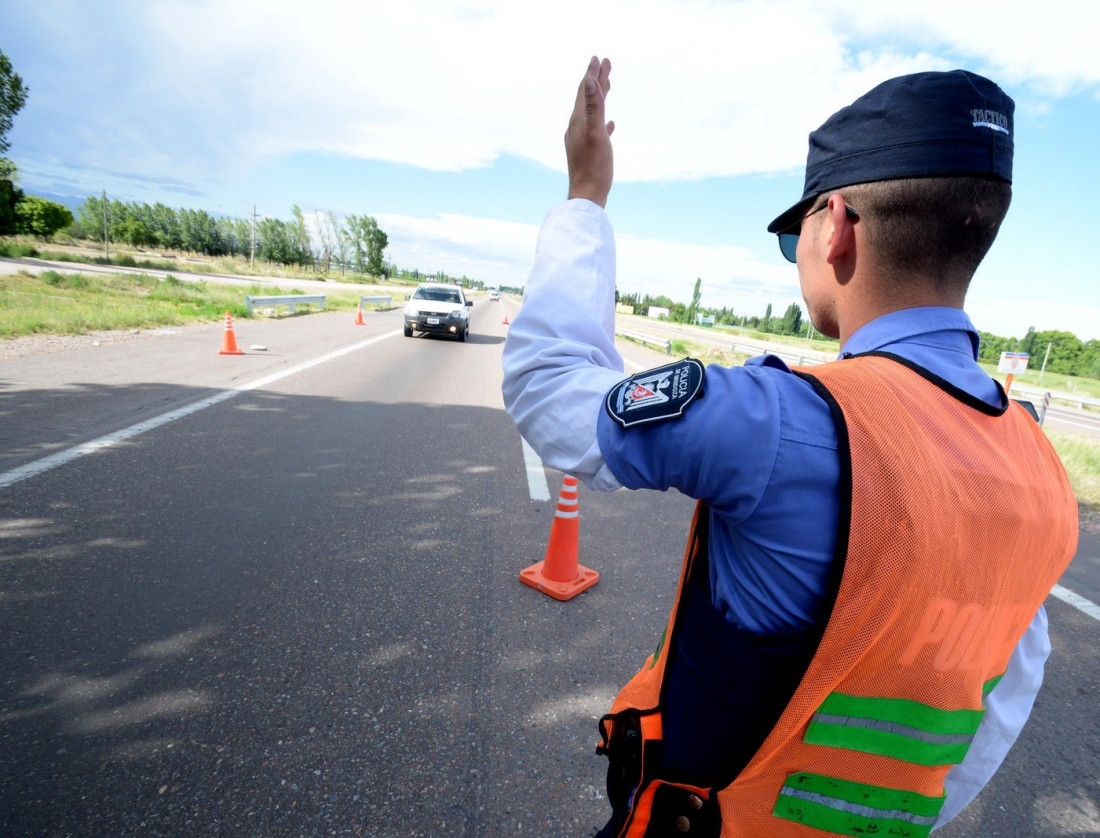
[
  {"x1": 245, "y1": 294, "x2": 326, "y2": 314},
  {"x1": 359, "y1": 295, "x2": 393, "y2": 309},
  {"x1": 1010, "y1": 384, "x2": 1100, "y2": 410},
  {"x1": 730, "y1": 342, "x2": 827, "y2": 367},
  {"x1": 615, "y1": 327, "x2": 671, "y2": 354}
]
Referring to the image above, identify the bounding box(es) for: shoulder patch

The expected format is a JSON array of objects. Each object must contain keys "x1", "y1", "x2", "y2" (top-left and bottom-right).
[{"x1": 606, "y1": 358, "x2": 705, "y2": 429}]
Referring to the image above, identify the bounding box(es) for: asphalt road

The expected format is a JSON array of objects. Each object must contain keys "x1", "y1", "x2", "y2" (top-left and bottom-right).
[{"x1": 1, "y1": 300, "x2": 1097, "y2": 836}]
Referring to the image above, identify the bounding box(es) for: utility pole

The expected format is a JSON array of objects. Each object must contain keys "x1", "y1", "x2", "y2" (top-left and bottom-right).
[
  {"x1": 102, "y1": 189, "x2": 109, "y2": 259},
  {"x1": 249, "y1": 205, "x2": 257, "y2": 269},
  {"x1": 1038, "y1": 341, "x2": 1053, "y2": 383}
]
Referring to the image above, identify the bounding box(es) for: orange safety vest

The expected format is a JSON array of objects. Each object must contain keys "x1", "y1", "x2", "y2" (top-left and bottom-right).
[{"x1": 597, "y1": 353, "x2": 1078, "y2": 837}]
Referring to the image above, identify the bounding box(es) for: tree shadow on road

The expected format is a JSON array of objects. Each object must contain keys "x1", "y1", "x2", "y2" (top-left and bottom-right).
[{"x1": 0, "y1": 387, "x2": 689, "y2": 836}]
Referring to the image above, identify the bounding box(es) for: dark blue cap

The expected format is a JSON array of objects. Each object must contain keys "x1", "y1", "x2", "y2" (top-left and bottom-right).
[{"x1": 767, "y1": 70, "x2": 1014, "y2": 233}]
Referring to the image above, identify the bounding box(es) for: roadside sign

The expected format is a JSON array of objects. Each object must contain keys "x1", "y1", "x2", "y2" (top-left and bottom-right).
[{"x1": 998, "y1": 352, "x2": 1029, "y2": 373}]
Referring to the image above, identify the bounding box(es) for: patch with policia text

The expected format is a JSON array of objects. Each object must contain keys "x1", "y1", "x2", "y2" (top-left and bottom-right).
[{"x1": 606, "y1": 358, "x2": 705, "y2": 429}]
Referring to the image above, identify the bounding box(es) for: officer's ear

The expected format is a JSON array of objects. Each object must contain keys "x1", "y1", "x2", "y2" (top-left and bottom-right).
[{"x1": 824, "y1": 195, "x2": 858, "y2": 266}]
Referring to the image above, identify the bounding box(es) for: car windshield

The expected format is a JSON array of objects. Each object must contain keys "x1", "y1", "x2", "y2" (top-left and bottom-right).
[{"x1": 413, "y1": 287, "x2": 461, "y2": 304}]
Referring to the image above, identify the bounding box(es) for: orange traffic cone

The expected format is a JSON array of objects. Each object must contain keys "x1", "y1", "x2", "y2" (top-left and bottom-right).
[
  {"x1": 520, "y1": 475, "x2": 599, "y2": 601},
  {"x1": 354, "y1": 301, "x2": 365, "y2": 325},
  {"x1": 502, "y1": 308, "x2": 510, "y2": 325},
  {"x1": 218, "y1": 311, "x2": 244, "y2": 355}
]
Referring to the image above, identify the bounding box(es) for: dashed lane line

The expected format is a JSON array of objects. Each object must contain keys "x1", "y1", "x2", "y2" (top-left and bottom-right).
[
  {"x1": 521, "y1": 438, "x2": 551, "y2": 502},
  {"x1": 518, "y1": 354, "x2": 643, "y2": 503},
  {"x1": 1050, "y1": 584, "x2": 1100, "y2": 623},
  {"x1": 0, "y1": 330, "x2": 401, "y2": 491}
]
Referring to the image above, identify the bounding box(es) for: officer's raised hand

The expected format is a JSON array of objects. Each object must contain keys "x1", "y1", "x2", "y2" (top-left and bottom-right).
[{"x1": 565, "y1": 56, "x2": 615, "y2": 208}]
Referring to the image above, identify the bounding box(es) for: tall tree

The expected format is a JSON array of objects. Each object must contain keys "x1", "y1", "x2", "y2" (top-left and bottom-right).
[
  {"x1": 314, "y1": 210, "x2": 334, "y2": 273},
  {"x1": 780, "y1": 302, "x2": 803, "y2": 335},
  {"x1": 689, "y1": 277, "x2": 702, "y2": 324},
  {"x1": 344, "y1": 214, "x2": 369, "y2": 274},
  {"x1": 363, "y1": 215, "x2": 389, "y2": 276},
  {"x1": 343, "y1": 214, "x2": 389, "y2": 276},
  {"x1": 1020, "y1": 326, "x2": 1038, "y2": 358},
  {"x1": 1, "y1": 49, "x2": 28, "y2": 165},
  {"x1": 0, "y1": 50, "x2": 27, "y2": 232},
  {"x1": 290, "y1": 205, "x2": 313, "y2": 268},
  {"x1": 327, "y1": 211, "x2": 350, "y2": 275}
]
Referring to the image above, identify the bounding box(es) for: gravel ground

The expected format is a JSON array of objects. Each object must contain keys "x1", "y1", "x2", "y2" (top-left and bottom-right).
[{"x1": 0, "y1": 322, "x2": 220, "y2": 361}]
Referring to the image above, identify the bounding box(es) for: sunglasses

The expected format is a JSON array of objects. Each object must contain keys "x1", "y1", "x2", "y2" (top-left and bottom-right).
[{"x1": 777, "y1": 201, "x2": 859, "y2": 263}]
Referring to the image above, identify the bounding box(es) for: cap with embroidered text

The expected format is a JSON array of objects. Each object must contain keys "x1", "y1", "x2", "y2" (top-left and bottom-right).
[{"x1": 767, "y1": 70, "x2": 1014, "y2": 233}]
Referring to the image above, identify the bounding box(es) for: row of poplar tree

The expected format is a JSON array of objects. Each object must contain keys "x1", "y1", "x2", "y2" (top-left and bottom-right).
[{"x1": 72, "y1": 196, "x2": 390, "y2": 276}]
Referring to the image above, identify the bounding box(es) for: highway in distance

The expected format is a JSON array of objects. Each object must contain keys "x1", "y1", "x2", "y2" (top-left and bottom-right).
[{"x1": 0, "y1": 298, "x2": 1096, "y2": 836}]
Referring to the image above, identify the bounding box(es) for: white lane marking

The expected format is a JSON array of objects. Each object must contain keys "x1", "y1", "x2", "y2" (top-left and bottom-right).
[
  {"x1": 521, "y1": 438, "x2": 551, "y2": 501},
  {"x1": 0, "y1": 330, "x2": 401, "y2": 491},
  {"x1": 1050, "y1": 584, "x2": 1100, "y2": 623},
  {"x1": 1046, "y1": 415, "x2": 1100, "y2": 432},
  {"x1": 517, "y1": 348, "x2": 639, "y2": 502}
]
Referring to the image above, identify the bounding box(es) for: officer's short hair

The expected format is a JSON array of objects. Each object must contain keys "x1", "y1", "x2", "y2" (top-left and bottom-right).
[{"x1": 834, "y1": 176, "x2": 1011, "y2": 288}]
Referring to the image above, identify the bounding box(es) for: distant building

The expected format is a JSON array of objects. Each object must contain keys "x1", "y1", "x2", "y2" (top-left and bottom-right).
[
  {"x1": 647, "y1": 306, "x2": 669, "y2": 319},
  {"x1": 615, "y1": 303, "x2": 634, "y2": 314}
]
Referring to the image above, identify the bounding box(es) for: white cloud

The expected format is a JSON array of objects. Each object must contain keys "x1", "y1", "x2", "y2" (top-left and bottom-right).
[
  {"x1": 377, "y1": 212, "x2": 540, "y2": 287},
  {"x1": 14, "y1": 0, "x2": 1100, "y2": 187}
]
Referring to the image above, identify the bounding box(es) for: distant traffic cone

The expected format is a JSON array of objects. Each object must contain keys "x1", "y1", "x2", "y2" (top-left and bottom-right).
[
  {"x1": 502, "y1": 308, "x2": 510, "y2": 325},
  {"x1": 354, "y1": 301, "x2": 365, "y2": 325},
  {"x1": 218, "y1": 311, "x2": 244, "y2": 355},
  {"x1": 520, "y1": 475, "x2": 599, "y2": 601}
]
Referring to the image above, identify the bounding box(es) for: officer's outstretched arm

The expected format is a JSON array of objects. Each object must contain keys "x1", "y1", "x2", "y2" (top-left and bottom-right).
[
  {"x1": 566, "y1": 56, "x2": 615, "y2": 208},
  {"x1": 501, "y1": 56, "x2": 624, "y2": 490}
]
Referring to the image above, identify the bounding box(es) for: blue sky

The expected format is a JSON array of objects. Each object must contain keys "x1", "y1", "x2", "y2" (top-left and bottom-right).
[{"x1": 3, "y1": 0, "x2": 1098, "y2": 340}]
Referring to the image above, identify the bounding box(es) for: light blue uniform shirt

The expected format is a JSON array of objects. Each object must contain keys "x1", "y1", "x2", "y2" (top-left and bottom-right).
[{"x1": 598, "y1": 306, "x2": 1003, "y2": 634}]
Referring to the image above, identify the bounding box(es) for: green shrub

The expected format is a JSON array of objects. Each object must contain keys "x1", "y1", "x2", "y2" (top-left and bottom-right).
[{"x1": 0, "y1": 241, "x2": 37, "y2": 257}]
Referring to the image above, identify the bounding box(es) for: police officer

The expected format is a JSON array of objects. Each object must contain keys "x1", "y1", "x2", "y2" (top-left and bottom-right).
[{"x1": 502, "y1": 57, "x2": 1078, "y2": 836}]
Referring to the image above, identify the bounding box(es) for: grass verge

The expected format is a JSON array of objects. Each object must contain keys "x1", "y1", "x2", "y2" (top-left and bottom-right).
[
  {"x1": 1047, "y1": 431, "x2": 1100, "y2": 511},
  {"x1": 0, "y1": 270, "x2": 369, "y2": 338}
]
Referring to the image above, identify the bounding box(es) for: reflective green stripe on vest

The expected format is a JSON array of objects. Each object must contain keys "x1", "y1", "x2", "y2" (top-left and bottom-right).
[
  {"x1": 648, "y1": 626, "x2": 667, "y2": 669},
  {"x1": 805, "y1": 692, "x2": 983, "y2": 765},
  {"x1": 775, "y1": 772, "x2": 944, "y2": 837}
]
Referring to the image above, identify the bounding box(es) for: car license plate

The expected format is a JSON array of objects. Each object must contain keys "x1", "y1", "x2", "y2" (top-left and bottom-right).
[{"x1": 426, "y1": 317, "x2": 440, "y2": 325}]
